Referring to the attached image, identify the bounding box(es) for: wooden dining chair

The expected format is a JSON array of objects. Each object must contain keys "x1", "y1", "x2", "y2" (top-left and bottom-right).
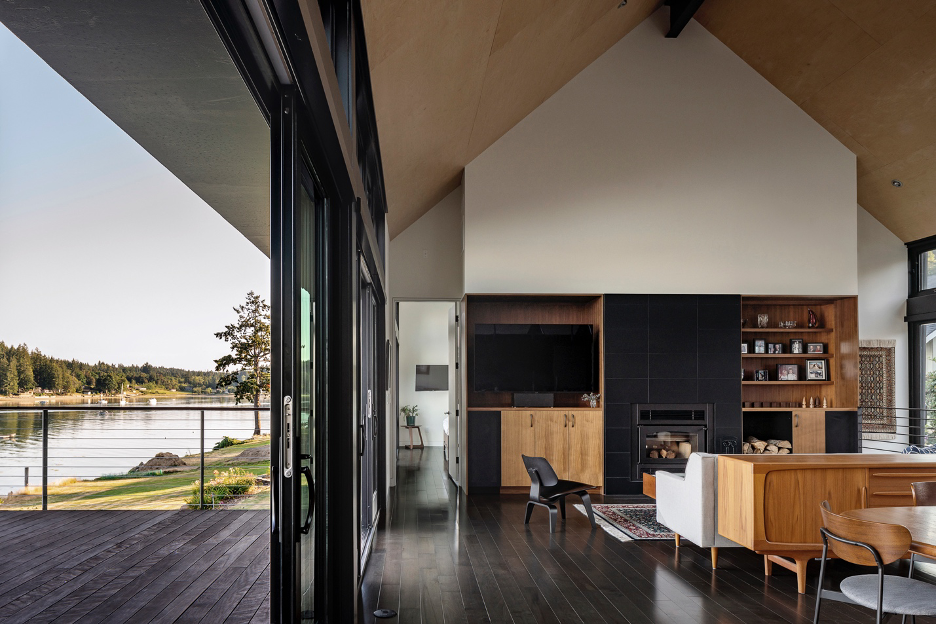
[
  {"x1": 814, "y1": 500, "x2": 936, "y2": 624},
  {"x1": 911, "y1": 481, "x2": 936, "y2": 506},
  {"x1": 522, "y1": 455, "x2": 597, "y2": 533}
]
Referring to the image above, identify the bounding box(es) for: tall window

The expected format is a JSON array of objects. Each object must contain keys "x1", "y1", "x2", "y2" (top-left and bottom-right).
[{"x1": 907, "y1": 235, "x2": 936, "y2": 442}]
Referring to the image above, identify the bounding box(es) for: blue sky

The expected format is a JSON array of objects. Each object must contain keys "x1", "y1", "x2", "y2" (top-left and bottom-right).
[{"x1": 0, "y1": 23, "x2": 270, "y2": 371}]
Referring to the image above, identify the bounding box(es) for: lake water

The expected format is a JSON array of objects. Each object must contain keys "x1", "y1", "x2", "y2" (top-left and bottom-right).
[{"x1": 0, "y1": 396, "x2": 270, "y2": 496}]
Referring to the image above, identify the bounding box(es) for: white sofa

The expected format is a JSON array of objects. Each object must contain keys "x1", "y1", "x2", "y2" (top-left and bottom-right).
[{"x1": 655, "y1": 452, "x2": 741, "y2": 568}]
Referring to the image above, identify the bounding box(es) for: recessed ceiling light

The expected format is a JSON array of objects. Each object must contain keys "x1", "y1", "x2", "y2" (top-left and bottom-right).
[{"x1": 892, "y1": 179, "x2": 903, "y2": 187}]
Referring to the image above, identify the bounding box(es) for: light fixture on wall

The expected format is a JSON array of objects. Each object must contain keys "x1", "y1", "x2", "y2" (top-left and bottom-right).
[{"x1": 892, "y1": 179, "x2": 903, "y2": 187}]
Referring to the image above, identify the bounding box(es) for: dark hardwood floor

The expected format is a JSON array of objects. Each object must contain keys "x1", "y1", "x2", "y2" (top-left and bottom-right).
[
  {"x1": 360, "y1": 447, "x2": 936, "y2": 624},
  {"x1": 0, "y1": 509, "x2": 269, "y2": 623}
]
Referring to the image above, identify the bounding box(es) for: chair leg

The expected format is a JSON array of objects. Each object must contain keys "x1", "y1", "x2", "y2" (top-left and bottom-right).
[
  {"x1": 674, "y1": 533, "x2": 681, "y2": 548},
  {"x1": 548, "y1": 505, "x2": 558, "y2": 533},
  {"x1": 524, "y1": 502, "x2": 534, "y2": 525},
  {"x1": 580, "y1": 492, "x2": 597, "y2": 529},
  {"x1": 764, "y1": 555, "x2": 773, "y2": 576},
  {"x1": 813, "y1": 547, "x2": 829, "y2": 624},
  {"x1": 710, "y1": 547, "x2": 719, "y2": 570},
  {"x1": 559, "y1": 496, "x2": 566, "y2": 519}
]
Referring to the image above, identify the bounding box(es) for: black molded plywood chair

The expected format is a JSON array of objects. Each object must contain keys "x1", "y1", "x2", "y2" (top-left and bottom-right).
[{"x1": 522, "y1": 455, "x2": 597, "y2": 533}]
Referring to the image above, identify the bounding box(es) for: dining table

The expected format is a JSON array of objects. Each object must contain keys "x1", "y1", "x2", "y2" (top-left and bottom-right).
[{"x1": 843, "y1": 506, "x2": 936, "y2": 558}]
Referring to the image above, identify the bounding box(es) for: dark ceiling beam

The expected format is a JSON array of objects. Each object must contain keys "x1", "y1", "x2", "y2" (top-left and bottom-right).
[{"x1": 664, "y1": 0, "x2": 706, "y2": 38}]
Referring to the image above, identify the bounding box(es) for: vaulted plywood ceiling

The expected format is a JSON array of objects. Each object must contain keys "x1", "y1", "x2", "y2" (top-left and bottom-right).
[
  {"x1": 694, "y1": 0, "x2": 936, "y2": 243},
  {"x1": 363, "y1": 0, "x2": 662, "y2": 238}
]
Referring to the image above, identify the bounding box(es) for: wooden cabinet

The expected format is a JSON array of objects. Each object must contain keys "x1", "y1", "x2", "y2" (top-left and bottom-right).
[
  {"x1": 568, "y1": 410, "x2": 602, "y2": 486},
  {"x1": 499, "y1": 408, "x2": 603, "y2": 488},
  {"x1": 792, "y1": 411, "x2": 825, "y2": 453},
  {"x1": 501, "y1": 411, "x2": 535, "y2": 486}
]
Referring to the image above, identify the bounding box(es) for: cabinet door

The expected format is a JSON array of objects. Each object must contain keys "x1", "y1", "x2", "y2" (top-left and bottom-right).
[
  {"x1": 501, "y1": 411, "x2": 536, "y2": 486},
  {"x1": 792, "y1": 411, "x2": 825, "y2": 454},
  {"x1": 568, "y1": 410, "x2": 602, "y2": 487},
  {"x1": 534, "y1": 411, "x2": 569, "y2": 480}
]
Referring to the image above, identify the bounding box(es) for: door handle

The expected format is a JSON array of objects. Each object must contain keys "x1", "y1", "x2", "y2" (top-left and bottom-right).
[
  {"x1": 795, "y1": 413, "x2": 799, "y2": 427},
  {"x1": 283, "y1": 396, "x2": 293, "y2": 478},
  {"x1": 530, "y1": 413, "x2": 533, "y2": 427},
  {"x1": 300, "y1": 465, "x2": 314, "y2": 535},
  {"x1": 564, "y1": 413, "x2": 567, "y2": 427},
  {"x1": 359, "y1": 424, "x2": 366, "y2": 457},
  {"x1": 572, "y1": 413, "x2": 576, "y2": 427}
]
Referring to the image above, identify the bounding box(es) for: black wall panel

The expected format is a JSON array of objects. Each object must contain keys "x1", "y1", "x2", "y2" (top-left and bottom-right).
[
  {"x1": 467, "y1": 411, "x2": 501, "y2": 492},
  {"x1": 603, "y1": 294, "x2": 741, "y2": 494}
]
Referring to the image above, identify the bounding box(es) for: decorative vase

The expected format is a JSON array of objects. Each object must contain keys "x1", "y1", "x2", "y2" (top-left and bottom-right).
[
  {"x1": 405, "y1": 415, "x2": 416, "y2": 426},
  {"x1": 589, "y1": 399, "x2": 597, "y2": 408}
]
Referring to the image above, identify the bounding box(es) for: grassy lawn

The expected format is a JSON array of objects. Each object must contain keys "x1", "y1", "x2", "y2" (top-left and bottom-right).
[{"x1": 0, "y1": 437, "x2": 271, "y2": 511}]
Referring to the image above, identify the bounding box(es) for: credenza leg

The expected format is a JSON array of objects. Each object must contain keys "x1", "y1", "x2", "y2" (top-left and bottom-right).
[
  {"x1": 710, "y1": 547, "x2": 719, "y2": 569},
  {"x1": 674, "y1": 533, "x2": 681, "y2": 548},
  {"x1": 796, "y1": 558, "x2": 808, "y2": 594},
  {"x1": 764, "y1": 555, "x2": 773, "y2": 576}
]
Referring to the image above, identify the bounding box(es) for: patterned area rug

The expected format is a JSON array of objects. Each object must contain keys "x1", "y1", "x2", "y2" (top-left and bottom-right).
[
  {"x1": 859, "y1": 339, "x2": 896, "y2": 440},
  {"x1": 574, "y1": 503, "x2": 674, "y2": 541}
]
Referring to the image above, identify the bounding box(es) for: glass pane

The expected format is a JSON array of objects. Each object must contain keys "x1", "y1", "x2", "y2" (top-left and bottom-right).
[
  {"x1": 645, "y1": 431, "x2": 699, "y2": 459},
  {"x1": 925, "y1": 323, "x2": 936, "y2": 445},
  {"x1": 922, "y1": 251, "x2": 936, "y2": 291},
  {"x1": 299, "y1": 180, "x2": 315, "y2": 618}
]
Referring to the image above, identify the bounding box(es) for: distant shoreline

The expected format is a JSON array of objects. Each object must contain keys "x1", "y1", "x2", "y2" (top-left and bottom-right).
[{"x1": 0, "y1": 391, "x2": 232, "y2": 406}]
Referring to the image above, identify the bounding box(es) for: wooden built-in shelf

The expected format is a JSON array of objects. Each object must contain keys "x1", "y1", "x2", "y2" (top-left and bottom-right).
[
  {"x1": 742, "y1": 328, "x2": 832, "y2": 333},
  {"x1": 742, "y1": 354, "x2": 833, "y2": 358},
  {"x1": 743, "y1": 381, "x2": 834, "y2": 385}
]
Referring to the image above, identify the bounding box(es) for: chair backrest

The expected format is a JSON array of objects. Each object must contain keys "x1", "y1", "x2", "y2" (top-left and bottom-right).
[
  {"x1": 912, "y1": 481, "x2": 936, "y2": 506},
  {"x1": 819, "y1": 500, "x2": 910, "y2": 566},
  {"x1": 522, "y1": 455, "x2": 558, "y2": 487}
]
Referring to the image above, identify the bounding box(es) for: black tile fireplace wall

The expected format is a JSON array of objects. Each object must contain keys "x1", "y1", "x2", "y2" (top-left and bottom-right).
[{"x1": 604, "y1": 295, "x2": 742, "y2": 495}]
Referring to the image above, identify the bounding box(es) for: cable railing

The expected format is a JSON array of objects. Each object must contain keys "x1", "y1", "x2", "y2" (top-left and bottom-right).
[
  {"x1": 859, "y1": 405, "x2": 936, "y2": 454},
  {"x1": 0, "y1": 403, "x2": 271, "y2": 510}
]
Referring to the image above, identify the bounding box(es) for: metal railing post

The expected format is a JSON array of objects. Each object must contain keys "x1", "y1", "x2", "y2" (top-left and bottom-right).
[
  {"x1": 200, "y1": 409, "x2": 205, "y2": 509},
  {"x1": 24, "y1": 466, "x2": 28, "y2": 489},
  {"x1": 42, "y1": 409, "x2": 48, "y2": 510}
]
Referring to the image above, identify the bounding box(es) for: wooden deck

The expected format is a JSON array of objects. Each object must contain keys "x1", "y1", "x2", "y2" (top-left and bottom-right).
[{"x1": 0, "y1": 510, "x2": 270, "y2": 623}]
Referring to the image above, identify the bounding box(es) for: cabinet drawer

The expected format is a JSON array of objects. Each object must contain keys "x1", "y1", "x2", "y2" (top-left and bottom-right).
[{"x1": 867, "y1": 469, "x2": 936, "y2": 507}]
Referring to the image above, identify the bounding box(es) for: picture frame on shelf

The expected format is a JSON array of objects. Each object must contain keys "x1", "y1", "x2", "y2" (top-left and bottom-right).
[
  {"x1": 790, "y1": 339, "x2": 804, "y2": 354},
  {"x1": 807, "y1": 343, "x2": 825, "y2": 354},
  {"x1": 741, "y1": 342, "x2": 749, "y2": 354},
  {"x1": 754, "y1": 339, "x2": 766, "y2": 354},
  {"x1": 754, "y1": 369, "x2": 768, "y2": 382},
  {"x1": 806, "y1": 359, "x2": 827, "y2": 381},
  {"x1": 768, "y1": 343, "x2": 783, "y2": 354},
  {"x1": 757, "y1": 314, "x2": 769, "y2": 328},
  {"x1": 777, "y1": 364, "x2": 799, "y2": 381}
]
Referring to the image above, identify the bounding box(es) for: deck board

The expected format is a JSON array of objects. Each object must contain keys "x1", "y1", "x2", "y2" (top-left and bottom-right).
[{"x1": 0, "y1": 510, "x2": 269, "y2": 624}]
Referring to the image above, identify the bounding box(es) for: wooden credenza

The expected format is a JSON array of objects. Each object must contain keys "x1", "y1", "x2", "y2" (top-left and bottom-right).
[
  {"x1": 717, "y1": 454, "x2": 936, "y2": 593},
  {"x1": 500, "y1": 408, "x2": 602, "y2": 489}
]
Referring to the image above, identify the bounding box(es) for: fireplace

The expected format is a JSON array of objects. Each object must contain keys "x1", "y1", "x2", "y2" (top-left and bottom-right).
[{"x1": 632, "y1": 404, "x2": 713, "y2": 477}]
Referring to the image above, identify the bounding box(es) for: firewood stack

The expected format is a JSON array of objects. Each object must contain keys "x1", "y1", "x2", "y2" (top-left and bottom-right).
[{"x1": 742, "y1": 436, "x2": 792, "y2": 455}]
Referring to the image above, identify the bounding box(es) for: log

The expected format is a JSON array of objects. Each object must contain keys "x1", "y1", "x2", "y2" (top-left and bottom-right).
[
  {"x1": 768, "y1": 439, "x2": 792, "y2": 449},
  {"x1": 665, "y1": 450, "x2": 676, "y2": 459},
  {"x1": 742, "y1": 442, "x2": 752, "y2": 454},
  {"x1": 779, "y1": 448, "x2": 791, "y2": 454},
  {"x1": 649, "y1": 450, "x2": 659, "y2": 459},
  {"x1": 765, "y1": 444, "x2": 779, "y2": 454},
  {"x1": 751, "y1": 440, "x2": 767, "y2": 453},
  {"x1": 746, "y1": 436, "x2": 759, "y2": 443}
]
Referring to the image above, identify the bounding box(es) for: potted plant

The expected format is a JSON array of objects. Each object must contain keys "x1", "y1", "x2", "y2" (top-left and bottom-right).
[{"x1": 401, "y1": 405, "x2": 418, "y2": 427}]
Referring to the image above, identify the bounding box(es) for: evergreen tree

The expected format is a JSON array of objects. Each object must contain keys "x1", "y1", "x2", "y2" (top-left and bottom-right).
[
  {"x1": 3, "y1": 357, "x2": 19, "y2": 395},
  {"x1": 214, "y1": 291, "x2": 271, "y2": 436},
  {"x1": 15, "y1": 346, "x2": 34, "y2": 391}
]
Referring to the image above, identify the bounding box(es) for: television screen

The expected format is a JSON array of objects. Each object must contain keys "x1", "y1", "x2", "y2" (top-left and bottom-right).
[
  {"x1": 415, "y1": 365, "x2": 448, "y2": 391},
  {"x1": 473, "y1": 324, "x2": 595, "y2": 392}
]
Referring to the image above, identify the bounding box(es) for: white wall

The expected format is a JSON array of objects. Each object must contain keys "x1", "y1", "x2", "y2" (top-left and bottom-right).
[
  {"x1": 858, "y1": 205, "x2": 909, "y2": 451},
  {"x1": 390, "y1": 186, "x2": 464, "y2": 300},
  {"x1": 464, "y1": 9, "x2": 857, "y2": 295},
  {"x1": 398, "y1": 301, "x2": 453, "y2": 446}
]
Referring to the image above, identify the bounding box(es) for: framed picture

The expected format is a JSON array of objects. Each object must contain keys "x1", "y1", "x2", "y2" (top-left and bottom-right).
[
  {"x1": 754, "y1": 339, "x2": 766, "y2": 354},
  {"x1": 754, "y1": 369, "x2": 768, "y2": 381},
  {"x1": 777, "y1": 364, "x2": 799, "y2": 381},
  {"x1": 757, "y1": 314, "x2": 769, "y2": 328},
  {"x1": 790, "y1": 339, "x2": 804, "y2": 354},
  {"x1": 768, "y1": 343, "x2": 783, "y2": 354},
  {"x1": 741, "y1": 342, "x2": 749, "y2": 354},
  {"x1": 807, "y1": 343, "x2": 825, "y2": 354},
  {"x1": 806, "y1": 359, "x2": 827, "y2": 380}
]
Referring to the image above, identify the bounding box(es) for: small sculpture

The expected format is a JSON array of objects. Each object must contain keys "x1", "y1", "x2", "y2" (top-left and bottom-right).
[
  {"x1": 802, "y1": 397, "x2": 807, "y2": 408},
  {"x1": 822, "y1": 397, "x2": 828, "y2": 408},
  {"x1": 807, "y1": 308, "x2": 819, "y2": 328},
  {"x1": 809, "y1": 397, "x2": 815, "y2": 408},
  {"x1": 757, "y1": 314, "x2": 769, "y2": 328}
]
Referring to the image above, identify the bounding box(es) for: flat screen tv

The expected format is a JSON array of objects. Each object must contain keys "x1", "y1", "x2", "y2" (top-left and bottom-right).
[{"x1": 473, "y1": 324, "x2": 596, "y2": 393}]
